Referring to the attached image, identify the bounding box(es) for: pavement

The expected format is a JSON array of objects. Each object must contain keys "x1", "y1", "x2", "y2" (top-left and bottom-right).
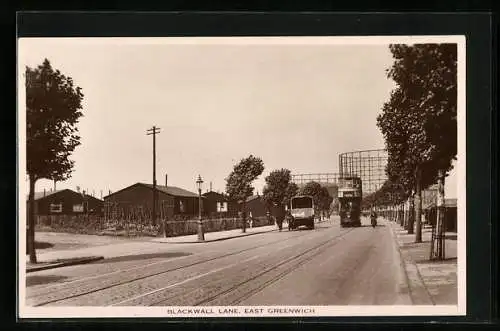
[
  {"x1": 386, "y1": 218, "x2": 458, "y2": 305},
  {"x1": 25, "y1": 217, "x2": 410, "y2": 307},
  {"x1": 27, "y1": 224, "x2": 280, "y2": 272},
  {"x1": 152, "y1": 224, "x2": 278, "y2": 243}
]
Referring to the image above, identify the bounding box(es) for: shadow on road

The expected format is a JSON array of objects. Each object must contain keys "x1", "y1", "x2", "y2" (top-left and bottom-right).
[
  {"x1": 35, "y1": 241, "x2": 55, "y2": 249},
  {"x1": 401, "y1": 240, "x2": 432, "y2": 248},
  {"x1": 415, "y1": 257, "x2": 457, "y2": 264},
  {"x1": 26, "y1": 275, "x2": 68, "y2": 287},
  {"x1": 287, "y1": 226, "x2": 330, "y2": 232},
  {"x1": 94, "y1": 252, "x2": 193, "y2": 264},
  {"x1": 359, "y1": 224, "x2": 386, "y2": 228}
]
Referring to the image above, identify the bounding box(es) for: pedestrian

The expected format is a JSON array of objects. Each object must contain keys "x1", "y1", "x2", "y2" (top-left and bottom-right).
[
  {"x1": 276, "y1": 217, "x2": 283, "y2": 231},
  {"x1": 285, "y1": 209, "x2": 293, "y2": 231}
]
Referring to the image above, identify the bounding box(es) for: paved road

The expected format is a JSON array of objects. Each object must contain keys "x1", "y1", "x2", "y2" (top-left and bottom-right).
[{"x1": 25, "y1": 217, "x2": 410, "y2": 306}]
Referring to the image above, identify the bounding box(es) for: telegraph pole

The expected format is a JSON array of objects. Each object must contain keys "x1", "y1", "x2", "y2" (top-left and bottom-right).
[{"x1": 147, "y1": 126, "x2": 161, "y2": 226}]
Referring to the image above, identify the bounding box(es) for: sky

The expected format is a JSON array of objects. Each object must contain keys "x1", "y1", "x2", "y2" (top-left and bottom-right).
[{"x1": 18, "y1": 37, "x2": 458, "y2": 199}]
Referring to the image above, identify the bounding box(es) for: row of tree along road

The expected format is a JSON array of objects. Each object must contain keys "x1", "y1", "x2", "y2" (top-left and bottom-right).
[{"x1": 364, "y1": 44, "x2": 457, "y2": 260}]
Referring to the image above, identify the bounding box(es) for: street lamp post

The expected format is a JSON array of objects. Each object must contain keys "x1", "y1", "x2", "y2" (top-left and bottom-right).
[{"x1": 196, "y1": 175, "x2": 205, "y2": 241}]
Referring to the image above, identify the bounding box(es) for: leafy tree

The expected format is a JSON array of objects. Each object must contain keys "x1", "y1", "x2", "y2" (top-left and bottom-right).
[
  {"x1": 26, "y1": 59, "x2": 84, "y2": 263},
  {"x1": 262, "y1": 169, "x2": 298, "y2": 220},
  {"x1": 377, "y1": 44, "x2": 457, "y2": 243},
  {"x1": 225, "y1": 155, "x2": 264, "y2": 233},
  {"x1": 300, "y1": 181, "x2": 333, "y2": 220}
]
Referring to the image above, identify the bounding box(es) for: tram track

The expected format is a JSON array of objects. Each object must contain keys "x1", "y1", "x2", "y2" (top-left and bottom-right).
[
  {"x1": 29, "y1": 224, "x2": 342, "y2": 307},
  {"x1": 194, "y1": 227, "x2": 354, "y2": 306},
  {"x1": 128, "y1": 227, "x2": 355, "y2": 306}
]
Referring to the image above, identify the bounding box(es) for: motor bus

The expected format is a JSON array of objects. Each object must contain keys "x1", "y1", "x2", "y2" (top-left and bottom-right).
[
  {"x1": 288, "y1": 195, "x2": 315, "y2": 230},
  {"x1": 338, "y1": 176, "x2": 362, "y2": 227}
]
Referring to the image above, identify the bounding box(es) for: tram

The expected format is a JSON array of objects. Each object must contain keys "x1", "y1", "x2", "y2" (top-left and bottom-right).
[{"x1": 338, "y1": 176, "x2": 362, "y2": 227}]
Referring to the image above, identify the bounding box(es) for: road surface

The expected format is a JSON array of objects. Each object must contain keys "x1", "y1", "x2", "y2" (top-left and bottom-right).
[{"x1": 25, "y1": 217, "x2": 410, "y2": 306}]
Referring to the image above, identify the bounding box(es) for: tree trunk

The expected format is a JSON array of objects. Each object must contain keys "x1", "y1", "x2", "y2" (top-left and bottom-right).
[
  {"x1": 399, "y1": 204, "x2": 404, "y2": 226},
  {"x1": 415, "y1": 167, "x2": 423, "y2": 243},
  {"x1": 28, "y1": 175, "x2": 37, "y2": 263},
  {"x1": 436, "y1": 169, "x2": 446, "y2": 259},
  {"x1": 402, "y1": 201, "x2": 407, "y2": 229},
  {"x1": 402, "y1": 202, "x2": 407, "y2": 229},
  {"x1": 408, "y1": 193, "x2": 415, "y2": 234},
  {"x1": 242, "y1": 200, "x2": 247, "y2": 233}
]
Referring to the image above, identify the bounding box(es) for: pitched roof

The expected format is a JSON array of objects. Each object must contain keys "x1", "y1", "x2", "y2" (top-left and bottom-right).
[
  {"x1": 29, "y1": 190, "x2": 62, "y2": 201},
  {"x1": 27, "y1": 189, "x2": 104, "y2": 202},
  {"x1": 246, "y1": 195, "x2": 262, "y2": 203},
  {"x1": 203, "y1": 191, "x2": 228, "y2": 201},
  {"x1": 141, "y1": 183, "x2": 200, "y2": 198},
  {"x1": 103, "y1": 183, "x2": 203, "y2": 200},
  {"x1": 423, "y1": 198, "x2": 457, "y2": 209}
]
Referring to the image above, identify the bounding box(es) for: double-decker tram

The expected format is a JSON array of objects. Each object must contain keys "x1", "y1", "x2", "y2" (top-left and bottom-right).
[{"x1": 338, "y1": 176, "x2": 362, "y2": 227}]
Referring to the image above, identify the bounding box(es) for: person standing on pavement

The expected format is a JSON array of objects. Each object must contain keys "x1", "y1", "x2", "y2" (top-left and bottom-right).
[{"x1": 276, "y1": 215, "x2": 283, "y2": 231}]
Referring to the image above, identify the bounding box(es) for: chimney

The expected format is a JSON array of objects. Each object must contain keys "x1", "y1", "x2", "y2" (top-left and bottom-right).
[
  {"x1": 43, "y1": 188, "x2": 46, "y2": 197},
  {"x1": 165, "y1": 174, "x2": 168, "y2": 187},
  {"x1": 210, "y1": 182, "x2": 212, "y2": 192}
]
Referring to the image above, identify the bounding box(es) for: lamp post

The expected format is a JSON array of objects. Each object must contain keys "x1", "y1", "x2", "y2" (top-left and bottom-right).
[{"x1": 196, "y1": 175, "x2": 205, "y2": 241}]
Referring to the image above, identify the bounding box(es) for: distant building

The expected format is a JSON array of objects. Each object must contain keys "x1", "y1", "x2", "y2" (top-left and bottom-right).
[
  {"x1": 202, "y1": 191, "x2": 239, "y2": 217},
  {"x1": 240, "y1": 195, "x2": 280, "y2": 219},
  {"x1": 242, "y1": 195, "x2": 267, "y2": 219},
  {"x1": 103, "y1": 182, "x2": 203, "y2": 218},
  {"x1": 26, "y1": 189, "x2": 104, "y2": 216},
  {"x1": 424, "y1": 198, "x2": 457, "y2": 232}
]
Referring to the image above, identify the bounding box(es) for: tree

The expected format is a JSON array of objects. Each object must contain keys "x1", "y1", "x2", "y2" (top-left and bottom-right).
[
  {"x1": 300, "y1": 181, "x2": 333, "y2": 220},
  {"x1": 377, "y1": 44, "x2": 457, "y2": 244},
  {"x1": 26, "y1": 59, "x2": 84, "y2": 263},
  {"x1": 225, "y1": 155, "x2": 264, "y2": 233},
  {"x1": 262, "y1": 169, "x2": 299, "y2": 221}
]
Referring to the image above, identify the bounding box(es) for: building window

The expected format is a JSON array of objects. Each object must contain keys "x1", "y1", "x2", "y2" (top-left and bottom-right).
[
  {"x1": 73, "y1": 204, "x2": 84, "y2": 213},
  {"x1": 179, "y1": 200, "x2": 185, "y2": 213},
  {"x1": 217, "y1": 202, "x2": 228, "y2": 212},
  {"x1": 50, "y1": 203, "x2": 62, "y2": 213}
]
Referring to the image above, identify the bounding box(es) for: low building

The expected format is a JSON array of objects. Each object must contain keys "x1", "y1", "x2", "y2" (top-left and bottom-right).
[
  {"x1": 243, "y1": 195, "x2": 268, "y2": 219},
  {"x1": 241, "y1": 195, "x2": 285, "y2": 220},
  {"x1": 27, "y1": 189, "x2": 104, "y2": 216},
  {"x1": 103, "y1": 182, "x2": 203, "y2": 219},
  {"x1": 202, "y1": 191, "x2": 239, "y2": 217},
  {"x1": 424, "y1": 198, "x2": 457, "y2": 232}
]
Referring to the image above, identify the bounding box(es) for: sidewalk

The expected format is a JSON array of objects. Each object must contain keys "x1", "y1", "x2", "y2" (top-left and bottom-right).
[
  {"x1": 152, "y1": 224, "x2": 278, "y2": 243},
  {"x1": 386, "y1": 219, "x2": 458, "y2": 305},
  {"x1": 26, "y1": 224, "x2": 279, "y2": 272}
]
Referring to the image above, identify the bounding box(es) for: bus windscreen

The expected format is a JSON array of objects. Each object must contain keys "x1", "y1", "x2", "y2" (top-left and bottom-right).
[{"x1": 292, "y1": 197, "x2": 313, "y2": 209}]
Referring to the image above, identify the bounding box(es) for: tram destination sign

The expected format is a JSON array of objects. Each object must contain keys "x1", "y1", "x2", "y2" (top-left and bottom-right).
[{"x1": 338, "y1": 190, "x2": 360, "y2": 198}]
